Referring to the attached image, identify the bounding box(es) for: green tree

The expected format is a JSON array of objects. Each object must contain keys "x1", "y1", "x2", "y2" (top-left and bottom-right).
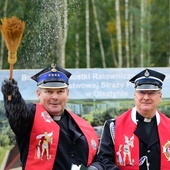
[{"x1": 0, "y1": 134, "x2": 10, "y2": 147}]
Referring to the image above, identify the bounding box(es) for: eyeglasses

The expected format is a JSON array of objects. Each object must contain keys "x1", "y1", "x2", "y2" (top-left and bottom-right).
[{"x1": 135, "y1": 90, "x2": 161, "y2": 97}]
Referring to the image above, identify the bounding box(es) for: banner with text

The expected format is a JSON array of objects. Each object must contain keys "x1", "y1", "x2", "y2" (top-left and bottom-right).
[{"x1": 0, "y1": 68, "x2": 170, "y2": 100}]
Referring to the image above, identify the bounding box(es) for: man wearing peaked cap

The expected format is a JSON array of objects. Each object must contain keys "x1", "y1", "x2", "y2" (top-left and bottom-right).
[
  {"x1": 88, "y1": 68, "x2": 170, "y2": 170},
  {"x1": 1, "y1": 63, "x2": 99, "y2": 170},
  {"x1": 129, "y1": 68, "x2": 166, "y2": 91},
  {"x1": 31, "y1": 63, "x2": 72, "y2": 88}
]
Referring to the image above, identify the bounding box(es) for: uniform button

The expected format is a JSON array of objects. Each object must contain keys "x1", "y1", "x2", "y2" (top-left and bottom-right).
[
  {"x1": 147, "y1": 150, "x2": 151, "y2": 153},
  {"x1": 71, "y1": 154, "x2": 74, "y2": 157}
]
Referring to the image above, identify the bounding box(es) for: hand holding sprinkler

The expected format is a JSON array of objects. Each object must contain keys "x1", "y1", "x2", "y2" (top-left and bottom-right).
[{"x1": 0, "y1": 16, "x2": 25, "y2": 100}]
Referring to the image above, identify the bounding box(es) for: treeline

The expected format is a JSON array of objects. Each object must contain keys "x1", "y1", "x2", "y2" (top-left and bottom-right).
[{"x1": 0, "y1": 0, "x2": 170, "y2": 69}]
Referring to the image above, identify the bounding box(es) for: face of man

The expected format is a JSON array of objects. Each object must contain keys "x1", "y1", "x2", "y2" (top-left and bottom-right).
[
  {"x1": 134, "y1": 90, "x2": 162, "y2": 118},
  {"x1": 36, "y1": 87, "x2": 69, "y2": 116}
]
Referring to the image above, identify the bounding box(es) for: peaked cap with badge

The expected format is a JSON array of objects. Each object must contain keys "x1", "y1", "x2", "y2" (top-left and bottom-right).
[
  {"x1": 31, "y1": 63, "x2": 72, "y2": 88},
  {"x1": 129, "y1": 68, "x2": 166, "y2": 90}
]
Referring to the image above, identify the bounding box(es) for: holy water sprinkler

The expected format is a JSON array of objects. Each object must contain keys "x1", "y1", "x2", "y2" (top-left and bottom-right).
[{"x1": 0, "y1": 16, "x2": 25, "y2": 100}]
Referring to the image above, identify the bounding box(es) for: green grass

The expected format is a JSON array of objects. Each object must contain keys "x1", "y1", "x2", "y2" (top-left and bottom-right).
[{"x1": 0, "y1": 146, "x2": 13, "y2": 166}]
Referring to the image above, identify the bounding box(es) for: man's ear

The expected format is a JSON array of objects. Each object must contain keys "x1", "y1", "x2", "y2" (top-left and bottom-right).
[
  {"x1": 36, "y1": 89, "x2": 41, "y2": 99},
  {"x1": 67, "y1": 89, "x2": 69, "y2": 99}
]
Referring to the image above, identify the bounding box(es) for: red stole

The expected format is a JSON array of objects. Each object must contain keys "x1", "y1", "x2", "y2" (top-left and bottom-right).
[
  {"x1": 158, "y1": 113, "x2": 170, "y2": 169},
  {"x1": 115, "y1": 109, "x2": 139, "y2": 170},
  {"x1": 25, "y1": 103, "x2": 98, "y2": 169},
  {"x1": 114, "y1": 108, "x2": 170, "y2": 170},
  {"x1": 69, "y1": 111, "x2": 99, "y2": 165},
  {"x1": 25, "y1": 104, "x2": 59, "y2": 170}
]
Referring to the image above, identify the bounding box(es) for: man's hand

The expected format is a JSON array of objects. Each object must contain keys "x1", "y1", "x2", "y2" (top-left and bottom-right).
[{"x1": 1, "y1": 78, "x2": 18, "y2": 96}]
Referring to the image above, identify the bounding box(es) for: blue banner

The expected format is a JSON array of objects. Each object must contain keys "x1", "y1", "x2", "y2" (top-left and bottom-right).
[{"x1": 0, "y1": 68, "x2": 170, "y2": 100}]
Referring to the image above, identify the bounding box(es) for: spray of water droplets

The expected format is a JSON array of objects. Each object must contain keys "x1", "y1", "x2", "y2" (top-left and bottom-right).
[{"x1": 18, "y1": 0, "x2": 85, "y2": 69}]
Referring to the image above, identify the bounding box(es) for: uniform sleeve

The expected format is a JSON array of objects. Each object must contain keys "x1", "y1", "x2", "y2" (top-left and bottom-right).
[
  {"x1": 1, "y1": 78, "x2": 36, "y2": 137},
  {"x1": 87, "y1": 119, "x2": 120, "y2": 170}
]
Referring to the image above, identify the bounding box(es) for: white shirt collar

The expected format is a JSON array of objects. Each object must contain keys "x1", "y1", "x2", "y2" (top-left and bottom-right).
[
  {"x1": 53, "y1": 115, "x2": 62, "y2": 121},
  {"x1": 131, "y1": 107, "x2": 160, "y2": 125}
]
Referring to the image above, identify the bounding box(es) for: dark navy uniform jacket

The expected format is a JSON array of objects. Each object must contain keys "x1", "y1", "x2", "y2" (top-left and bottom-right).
[
  {"x1": 89, "y1": 112, "x2": 161, "y2": 170},
  {"x1": 3, "y1": 93, "x2": 90, "y2": 170}
]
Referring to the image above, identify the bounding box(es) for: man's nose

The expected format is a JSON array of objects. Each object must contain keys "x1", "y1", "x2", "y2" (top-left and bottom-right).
[
  {"x1": 143, "y1": 93, "x2": 150, "y2": 98},
  {"x1": 51, "y1": 93, "x2": 59, "y2": 99}
]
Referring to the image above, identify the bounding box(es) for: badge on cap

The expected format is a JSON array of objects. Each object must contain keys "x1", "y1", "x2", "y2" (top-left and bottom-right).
[
  {"x1": 144, "y1": 69, "x2": 149, "y2": 77},
  {"x1": 51, "y1": 63, "x2": 57, "y2": 72}
]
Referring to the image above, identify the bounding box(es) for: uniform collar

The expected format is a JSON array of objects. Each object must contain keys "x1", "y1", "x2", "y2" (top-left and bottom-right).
[
  {"x1": 136, "y1": 112, "x2": 156, "y2": 123},
  {"x1": 131, "y1": 107, "x2": 160, "y2": 125},
  {"x1": 53, "y1": 112, "x2": 64, "y2": 121}
]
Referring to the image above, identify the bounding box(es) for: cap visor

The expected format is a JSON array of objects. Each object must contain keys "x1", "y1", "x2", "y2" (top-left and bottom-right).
[
  {"x1": 38, "y1": 82, "x2": 68, "y2": 89},
  {"x1": 135, "y1": 84, "x2": 160, "y2": 91}
]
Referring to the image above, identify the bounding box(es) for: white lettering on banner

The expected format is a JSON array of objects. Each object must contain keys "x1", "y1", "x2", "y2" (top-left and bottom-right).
[
  {"x1": 85, "y1": 92, "x2": 92, "y2": 98},
  {"x1": 0, "y1": 68, "x2": 169, "y2": 100},
  {"x1": 92, "y1": 73, "x2": 131, "y2": 80},
  {"x1": 93, "y1": 91, "x2": 128, "y2": 98},
  {"x1": 84, "y1": 91, "x2": 129, "y2": 98},
  {"x1": 71, "y1": 73, "x2": 91, "y2": 80},
  {"x1": 69, "y1": 83, "x2": 99, "y2": 89},
  {"x1": 100, "y1": 82, "x2": 124, "y2": 89},
  {"x1": 22, "y1": 74, "x2": 32, "y2": 81}
]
